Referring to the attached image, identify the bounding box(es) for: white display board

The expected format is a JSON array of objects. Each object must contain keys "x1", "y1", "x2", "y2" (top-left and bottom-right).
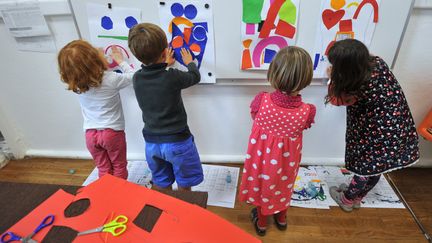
[{"x1": 69, "y1": 0, "x2": 414, "y2": 81}]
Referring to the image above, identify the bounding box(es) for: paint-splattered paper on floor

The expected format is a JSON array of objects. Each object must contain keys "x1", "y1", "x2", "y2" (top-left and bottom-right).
[
  {"x1": 291, "y1": 167, "x2": 334, "y2": 209},
  {"x1": 310, "y1": 166, "x2": 404, "y2": 209}
]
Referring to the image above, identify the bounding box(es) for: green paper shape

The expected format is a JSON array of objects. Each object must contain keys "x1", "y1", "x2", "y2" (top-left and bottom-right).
[
  {"x1": 242, "y1": 0, "x2": 264, "y2": 24},
  {"x1": 278, "y1": 0, "x2": 296, "y2": 25},
  {"x1": 97, "y1": 35, "x2": 129, "y2": 40}
]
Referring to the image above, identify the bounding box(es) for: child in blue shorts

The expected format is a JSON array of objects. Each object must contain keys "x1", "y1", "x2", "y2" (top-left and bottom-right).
[{"x1": 128, "y1": 23, "x2": 203, "y2": 191}]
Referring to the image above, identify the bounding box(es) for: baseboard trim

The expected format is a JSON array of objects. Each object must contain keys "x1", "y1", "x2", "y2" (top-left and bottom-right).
[{"x1": 24, "y1": 149, "x2": 432, "y2": 167}]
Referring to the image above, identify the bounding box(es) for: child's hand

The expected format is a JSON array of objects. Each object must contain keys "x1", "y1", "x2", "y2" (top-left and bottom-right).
[
  {"x1": 181, "y1": 48, "x2": 193, "y2": 65},
  {"x1": 110, "y1": 46, "x2": 124, "y2": 64},
  {"x1": 166, "y1": 47, "x2": 175, "y2": 66}
]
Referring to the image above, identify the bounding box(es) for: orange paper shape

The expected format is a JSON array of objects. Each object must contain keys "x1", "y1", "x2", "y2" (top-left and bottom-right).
[
  {"x1": 183, "y1": 27, "x2": 192, "y2": 44},
  {"x1": 418, "y1": 108, "x2": 432, "y2": 141},
  {"x1": 3, "y1": 175, "x2": 261, "y2": 243},
  {"x1": 171, "y1": 35, "x2": 184, "y2": 49}
]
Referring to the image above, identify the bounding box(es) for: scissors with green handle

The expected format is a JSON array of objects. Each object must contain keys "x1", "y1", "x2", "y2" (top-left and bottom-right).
[{"x1": 77, "y1": 215, "x2": 128, "y2": 237}]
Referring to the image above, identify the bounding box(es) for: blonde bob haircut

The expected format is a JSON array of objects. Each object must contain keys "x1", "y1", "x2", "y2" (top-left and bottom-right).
[
  {"x1": 267, "y1": 46, "x2": 313, "y2": 94},
  {"x1": 58, "y1": 40, "x2": 107, "y2": 94}
]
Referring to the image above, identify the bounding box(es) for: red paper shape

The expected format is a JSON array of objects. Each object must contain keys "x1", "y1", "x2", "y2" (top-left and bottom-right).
[
  {"x1": 353, "y1": 0, "x2": 379, "y2": 23},
  {"x1": 339, "y1": 19, "x2": 352, "y2": 32},
  {"x1": 183, "y1": 27, "x2": 192, "y2": 44},
  {"x1": 258, "y1": 0, "x2": 284, "y2": 39},
  {"x1": 275, "y1": 19, "x2": 296, "y2": 38},
  {"x1": 2, "y1": 190, "x2": 75, "y2": 242},
  {"x1": 322, "y1": 9, "x2": 345, "y2": 30},
  {"x1": 3, "y1": 175, "x2": 261, "y2": 243}
]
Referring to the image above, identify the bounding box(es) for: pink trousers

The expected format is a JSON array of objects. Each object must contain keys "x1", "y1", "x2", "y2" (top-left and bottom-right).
[{"x1": 85, "y1": 129, "x2": 128, "y2": 179}]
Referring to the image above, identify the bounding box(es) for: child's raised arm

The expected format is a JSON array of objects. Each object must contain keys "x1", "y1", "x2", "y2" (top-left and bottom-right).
[
  {"x1": 109, "y1": 46, "x2": 135, "y2": 89},
  {"x1": 171, "y1": 48, "x2": 200, "y2": 89}
]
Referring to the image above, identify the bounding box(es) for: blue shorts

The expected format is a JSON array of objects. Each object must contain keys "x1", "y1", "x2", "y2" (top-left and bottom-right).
[{"x1": 145, "y1": 136, "x2": 203, "y2": 188}]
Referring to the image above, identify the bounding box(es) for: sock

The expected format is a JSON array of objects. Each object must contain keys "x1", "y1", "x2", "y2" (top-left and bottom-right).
[
  {"x1": 276, "y1": 210, "x2": 287, "y2": 224},
  {"x1": 257, "y1": 207, "x2": 267, "y2": 228}
]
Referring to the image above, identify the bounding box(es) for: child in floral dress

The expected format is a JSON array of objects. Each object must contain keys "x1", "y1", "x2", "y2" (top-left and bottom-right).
[
  {"x1": 239, "y1": 46, "x2": 316, "y2": 236},
  {"x1": 326, "y1": 39, "x2": 419, "y2": 212}
]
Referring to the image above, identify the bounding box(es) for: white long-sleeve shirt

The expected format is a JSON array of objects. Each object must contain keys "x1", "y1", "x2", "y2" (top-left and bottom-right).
[{"x1": 78, "y1": 61, "x2": 134, "y2": 131}]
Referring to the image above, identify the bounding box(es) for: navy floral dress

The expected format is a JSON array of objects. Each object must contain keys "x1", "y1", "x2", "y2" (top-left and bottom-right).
[{"x1": 345, "y1": 56, "x2": 419, "y2": 176}]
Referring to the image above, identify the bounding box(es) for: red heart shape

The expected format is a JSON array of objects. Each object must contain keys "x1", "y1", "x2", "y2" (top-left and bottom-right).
[{"x1": 322, "y1": 9, "x2": 345, "y2": 30}]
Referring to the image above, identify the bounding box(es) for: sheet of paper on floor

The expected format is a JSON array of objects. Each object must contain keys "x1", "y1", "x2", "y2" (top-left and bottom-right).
[
  {"x1": 311, "y1": 166, "x2": 404, "y2": 209},
  {"x1": 172, "y1": 164, "x2": 240, "y2": 208},
  {"x1": 291, "y1": 167, "x2": 333, "y2": 209},
  {"x1": 83, "y1": 162, "x2": 239, "y2": 208},
  {"x1": 82, "y1": 160, "x2": 152, "y2": 188}
]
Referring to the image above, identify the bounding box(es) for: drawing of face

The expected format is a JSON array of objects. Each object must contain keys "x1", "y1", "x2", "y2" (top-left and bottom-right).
[
  {"x1": 97, "y1": 15, "x2": 138, "y2": 72},
  {"x1": 168, "y1": 3, "x2": 208, "y2": 68}
]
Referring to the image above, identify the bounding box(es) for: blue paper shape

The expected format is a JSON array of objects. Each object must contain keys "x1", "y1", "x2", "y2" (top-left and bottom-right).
[
  {"x1": 170, "y1": 22, "x2": 208, "y2": 69},
  {"x1": 264, "y1": 49, "x2": 277, "y2": 63},
  {"x1": 171, "y1": 3, "x2": 184, "y2": 17},
  {"x1": 193, "y1": 25, "x2": 207, "y2": 41},
  {"x1": 101, "y1": 16, "x2": 113, "y2": 30},
  {"x1": 184, "y1": 4, "x2": 198, "y2": 19},
  {"x1": 125, "y1": 16, "x2": 138, "y2": 29}
]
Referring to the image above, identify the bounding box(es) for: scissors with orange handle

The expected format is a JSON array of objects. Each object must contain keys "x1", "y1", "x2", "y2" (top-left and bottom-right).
[{"x1": 77, "y1": 215, "x2": 128, "y2": 237}]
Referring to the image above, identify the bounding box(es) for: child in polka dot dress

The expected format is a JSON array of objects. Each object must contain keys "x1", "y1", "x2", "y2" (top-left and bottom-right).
[{"x1": 239, "y1": 46, "x2": 316, "y2": 236}]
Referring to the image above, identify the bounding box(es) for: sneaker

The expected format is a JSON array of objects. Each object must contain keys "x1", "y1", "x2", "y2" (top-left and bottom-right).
[
  {"x1": 251, "y1": 208, "x2": 266, "y2": 236},
  {"x1": 330, "y1": 186, "x2": 354, "y2": 212},
  {"x1": 273, "y1": 214, "x2": 287, "y2": 231},
  {"x1": 338, "y1": 184, "x2": 361, "y2": 209}
]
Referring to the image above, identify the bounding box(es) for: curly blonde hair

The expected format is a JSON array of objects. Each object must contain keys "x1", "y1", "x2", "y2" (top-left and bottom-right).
[{"x1": 58, "y1": 40, "x2": 107, "y2": 93}]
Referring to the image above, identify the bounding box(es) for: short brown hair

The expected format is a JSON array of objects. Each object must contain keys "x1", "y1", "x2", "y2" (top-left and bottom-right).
[
  {"x1": 267, "y1": 46, "x2": 313, "y2": 93},
  {"x1": 128, "y1": 23, "x2": 167, "y2": 65},
  {"x1": 57, "y1": 40, "x2": 107, "y2": 94}
]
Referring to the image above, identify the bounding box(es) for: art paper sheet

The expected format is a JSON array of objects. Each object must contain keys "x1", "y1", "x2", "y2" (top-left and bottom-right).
[
  {"x1": 158, "y1": 0, "x2": 216, "y2": 83},
  {"x1": 313, "y1": 0, "x2": 381, "y2": 78},
  {"x1": 240, "y1": 0, "x2": 300, "y2": 70},
  {"x1": 83, "y1": 162, "x2": 240, "y2": 208},
  {"x1": 291, "y1": 167, "x2": 334, "y2": 209},
  {"x1": 86, "y1": 3, "x2": 141, "y2": 73},
  {"x1": 312, "y1": 166, "x2": 404, "y2": 209},
  {"x1": 83, "y1": 160, "x2": 152, "y2": 188},
  {"x1": 190, "y1": 165, "x2": 240, "y2": 208}
]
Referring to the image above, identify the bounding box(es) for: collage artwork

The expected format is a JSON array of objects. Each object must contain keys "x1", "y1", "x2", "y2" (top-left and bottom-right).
[{"x1": 86, "y1": 0, "x2": 380, "y2": 82}]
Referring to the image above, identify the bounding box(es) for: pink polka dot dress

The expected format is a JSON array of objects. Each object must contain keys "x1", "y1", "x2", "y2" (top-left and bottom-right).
[{"x1": 239, "y1": 92, "x2": 315, "y2": 215}]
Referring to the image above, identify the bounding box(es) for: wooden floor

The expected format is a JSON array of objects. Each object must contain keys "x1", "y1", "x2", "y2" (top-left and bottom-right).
[{"x1": 0, "y1": 158, "x2": 430, "y2": 242}]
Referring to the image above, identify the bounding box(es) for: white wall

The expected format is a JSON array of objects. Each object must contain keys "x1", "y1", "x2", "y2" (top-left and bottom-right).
[{"x1": 0, "y1": 4, "x2": 431, "y2": 166}]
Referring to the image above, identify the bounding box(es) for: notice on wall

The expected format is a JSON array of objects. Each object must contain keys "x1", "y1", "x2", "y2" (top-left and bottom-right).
[{"x1": 0, "y1": 1, "x2": 56, "y2": 52}]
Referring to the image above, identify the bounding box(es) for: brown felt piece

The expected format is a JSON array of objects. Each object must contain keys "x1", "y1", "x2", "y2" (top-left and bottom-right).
[
  {"x1": 0, "y1": 182, "x2": 80, "y2": 233},
  {"x1": 64, "y1": 198, "x2": 90, "y2": 218},
  {"x1": 133, "y1": 205, "x2": 162, "y2": 233},
  {"x1": 41, "y1": 226, "x2": 77, "y2": 243}
]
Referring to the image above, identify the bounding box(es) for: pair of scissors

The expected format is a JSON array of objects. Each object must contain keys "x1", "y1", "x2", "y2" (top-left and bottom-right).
[
  {"x1": 1, "y1": 214, "x2": 55, "y2": 243},
  {"x1": 77, "y1": 215, "x2": 128, "y2": 237}
]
